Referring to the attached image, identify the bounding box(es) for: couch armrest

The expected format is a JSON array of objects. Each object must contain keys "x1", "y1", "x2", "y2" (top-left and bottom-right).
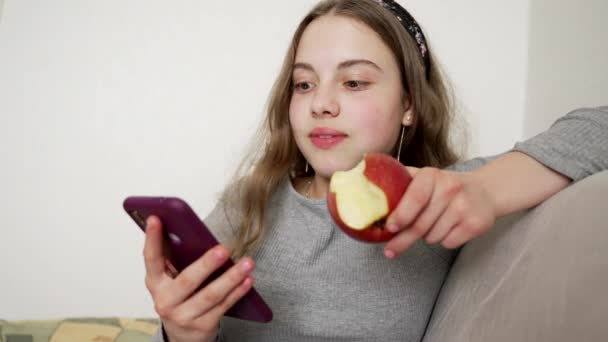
[{"x1": 423, "y1": 171, "x2": 608, "y2": 342}]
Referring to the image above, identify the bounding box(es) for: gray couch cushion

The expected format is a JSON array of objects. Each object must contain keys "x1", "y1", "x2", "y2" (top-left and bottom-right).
[{"x1": 423, "y1": 171, "x2": 608, "y2": 342}]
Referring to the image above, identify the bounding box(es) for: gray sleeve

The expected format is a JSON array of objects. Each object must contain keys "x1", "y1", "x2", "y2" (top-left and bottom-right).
[
  {"x1": 447, "y1": 106, "x2": 608, "y2": 181},
  {"x1": 511, "y1": 106, "x2": 608, "y2": 181},
  {"x1": 446, "y1": 153, "x2": 502, "y2": 173},
  {"x1": 150, "y1": 324, "x2": 222, "y2": 342}
]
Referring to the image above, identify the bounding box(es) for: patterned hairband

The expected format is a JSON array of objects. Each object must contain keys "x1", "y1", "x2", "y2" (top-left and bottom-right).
[{"x1": 372, "y1": 0, "x2": 431, "y2": 76}]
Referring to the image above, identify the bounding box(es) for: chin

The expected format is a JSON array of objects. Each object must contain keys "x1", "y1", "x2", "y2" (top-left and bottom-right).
[{"x1": 309, "y1": 157, "x2": 362, "y2": 179}]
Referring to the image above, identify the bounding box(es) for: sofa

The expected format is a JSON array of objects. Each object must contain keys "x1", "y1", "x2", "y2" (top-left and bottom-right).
[
  {"x1": 2, "y1": 171, "x2": 606, "y2": 342},
  {"x1": 0, "y1": 318, "x2": 159, "y2": 341},
  {"x1": 423, "y1": 170, "x2": 608, "y2": 342}
]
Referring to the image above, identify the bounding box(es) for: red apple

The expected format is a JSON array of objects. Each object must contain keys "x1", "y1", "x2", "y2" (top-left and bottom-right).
[{"x1": 327, "y1": 153, "x2": 412, "y2": 243}]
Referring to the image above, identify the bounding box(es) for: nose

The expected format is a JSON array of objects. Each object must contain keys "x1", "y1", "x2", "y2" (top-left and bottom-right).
[{"x1": 311, "y1": 85, "x2": 339, "y2": 117}]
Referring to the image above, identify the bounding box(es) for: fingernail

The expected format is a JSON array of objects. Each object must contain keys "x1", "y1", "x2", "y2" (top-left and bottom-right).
[
  {"x1": 242, "y1": 276, "x2": 253, "y2": 288},
  {"x1": 386, "y1": 224, "x2": 399, "y2": 233},
  {"x1": 384, "y1": 249, "x2": 396, "y2": 259},
  {"x1": 240, "y1": 260, "x2": 253, "y2": 272}
]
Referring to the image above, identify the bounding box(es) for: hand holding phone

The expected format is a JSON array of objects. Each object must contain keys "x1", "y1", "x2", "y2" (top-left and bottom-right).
[{"x1": 123, "y1": 196, "x2": 272, "y2": 341}]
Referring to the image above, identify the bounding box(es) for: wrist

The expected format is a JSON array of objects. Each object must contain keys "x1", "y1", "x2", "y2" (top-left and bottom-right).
[
  {"x1": 466, "y1": 152, "x2": 571, "y2": 217},
  {"x1": 162, "y1": 322, "x2": 218, "y2": 342},
  {"x1": 462, "y1": 170, "x2": 503, "y2": 217}
]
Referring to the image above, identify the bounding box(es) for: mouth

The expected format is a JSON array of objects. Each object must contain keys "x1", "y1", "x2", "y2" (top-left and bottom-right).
[{"x1": 309, "y1": 127, "x2": 348, "y2": 149}]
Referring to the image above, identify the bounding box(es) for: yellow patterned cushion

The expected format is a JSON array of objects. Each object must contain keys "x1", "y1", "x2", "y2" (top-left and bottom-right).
[{"x1": 0, "y1": 317, "x2": 159, "y2": 342}]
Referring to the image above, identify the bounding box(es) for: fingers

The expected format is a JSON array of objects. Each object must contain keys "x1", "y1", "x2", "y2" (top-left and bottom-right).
[
  {"x1": 440, "y1": 208, "x2": 493, "y2": 249},
  {"x1": 195, "y1": 275, "x2": 254, "y2": 325},
  {"x1": 423, "y1": 201, "x2": 460, "y2": 244},
  {"x1": 169, "y1": 276, "x2": 254, "y2": 336},
  {"x1": 383, "y1": 168, "x2": 497, "y2": 258},
  {"x1": 171, "y1": 258, "x2": 255, "y2": 322},
  {"x1": 441, "y1": 225, "x2": 469, "y2": 249},
  {"x1": 143, "y1": 215, "x2": 166, "y2": 283},
  {"x1": 143, "y1": 220, "x2": 254, "y2": 340},
  {"x1": 385, "y1": 168, "x2": 465, "y2": 255},
  {"x1": 385, "y1": 167, "x2": 437, "y2": 232},
  {"x1": 164, "y1": 245, "x2": 231, "y2": 307},
  {"x1": 384, "y1": 184, "x2": 449, "y2": 255}
]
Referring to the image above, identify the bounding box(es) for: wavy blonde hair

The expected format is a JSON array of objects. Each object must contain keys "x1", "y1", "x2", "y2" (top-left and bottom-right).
[{"x1": 221, "y1": 0, "x2": 461, "y2": 258}]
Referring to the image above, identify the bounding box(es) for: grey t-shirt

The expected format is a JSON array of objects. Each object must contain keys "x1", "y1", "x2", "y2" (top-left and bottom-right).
[{"x1": 154, "y1": 106, "x2": 608, "y2": 342}]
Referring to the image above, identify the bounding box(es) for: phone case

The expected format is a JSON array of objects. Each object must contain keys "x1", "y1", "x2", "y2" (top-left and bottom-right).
[{"x1": 123, "y1": 196, "x2": 273, "y2": 323}]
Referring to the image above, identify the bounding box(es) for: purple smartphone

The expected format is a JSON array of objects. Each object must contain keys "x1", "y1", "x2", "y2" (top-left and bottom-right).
[{"x1": 123, "y1": 196, "x2": 273, "y2": 323}]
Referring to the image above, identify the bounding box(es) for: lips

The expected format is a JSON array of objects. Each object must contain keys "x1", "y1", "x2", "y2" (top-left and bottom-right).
[{"x1": 309, "y1": 127, "x2": 348, "y2": 149}]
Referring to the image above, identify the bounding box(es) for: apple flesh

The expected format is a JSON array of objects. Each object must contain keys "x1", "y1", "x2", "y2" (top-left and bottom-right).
[{"x1": 327, "y1": 153, "x2": 412, "y2": 243}]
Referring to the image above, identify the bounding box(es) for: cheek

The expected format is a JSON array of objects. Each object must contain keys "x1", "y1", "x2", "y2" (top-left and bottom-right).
[
  {"x1": 288, "y1": 97, "x2": 306, "y2": 133},
  {"x1": 347, "y1": 98, "x2": 401, "y2": 148}
]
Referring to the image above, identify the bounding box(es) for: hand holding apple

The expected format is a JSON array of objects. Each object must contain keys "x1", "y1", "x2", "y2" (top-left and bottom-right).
[
  {"x1": 383, "y1": 167, "x2": 497, "y2": 258},
  {"x1": 327, "y1": 154, "x2": 499, "y2": 258},
  {"x1": 327, "y1": 153, "x2": 413, "y2": 243}
]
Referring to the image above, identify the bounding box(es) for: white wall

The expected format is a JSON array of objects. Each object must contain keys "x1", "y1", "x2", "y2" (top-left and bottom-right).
[
  {"x1": 524, "y1": 0, "x2": 608, "y2": 137},
  {"x1": 0, "y1": 1, "x2": 529, "y2": 319},
  {"x1": 410, "y1": 0, "x2": 529, "y2": 157}
]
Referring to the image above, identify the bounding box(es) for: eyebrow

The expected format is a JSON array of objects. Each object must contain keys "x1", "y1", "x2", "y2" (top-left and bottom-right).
[{"x1": 293, "y1": 59, "x2": 383, "y2": 73}]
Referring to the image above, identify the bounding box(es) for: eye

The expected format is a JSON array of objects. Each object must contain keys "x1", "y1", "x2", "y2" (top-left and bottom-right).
[
  {"x1": 344, "y1": 80, "x2": 369, "y2": 90},
  {"x1": 293, "y1": 81, "x2": 315, "y2": 93}
]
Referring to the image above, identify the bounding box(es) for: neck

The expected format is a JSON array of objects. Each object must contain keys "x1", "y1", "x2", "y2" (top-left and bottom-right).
[{"x1": 306, "y1": 174, "x2": 330, "y2": 200}]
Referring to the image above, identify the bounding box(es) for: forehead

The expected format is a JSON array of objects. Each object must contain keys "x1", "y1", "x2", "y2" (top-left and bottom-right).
[{"x1": 295, "y1": 15, "x2": 396, "y2": 70}]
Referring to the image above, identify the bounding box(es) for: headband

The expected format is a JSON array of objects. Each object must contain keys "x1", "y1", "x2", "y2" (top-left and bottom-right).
[{"x1": 372, "y1": 0, "x2": 431, "y2": 77}]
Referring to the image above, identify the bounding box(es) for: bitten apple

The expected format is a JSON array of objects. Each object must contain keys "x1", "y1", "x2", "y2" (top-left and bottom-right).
[{"x1": 327, "y1": 153, "x2": 412, "y2": 243}]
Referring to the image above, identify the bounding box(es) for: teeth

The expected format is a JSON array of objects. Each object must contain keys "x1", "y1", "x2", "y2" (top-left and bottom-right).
[{"x1": 319, "y1": 135, "x2": 334, "y2": 138}]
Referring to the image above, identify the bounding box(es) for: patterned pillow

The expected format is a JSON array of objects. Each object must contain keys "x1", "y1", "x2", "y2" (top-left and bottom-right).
[{"x1": 0, "y1": 317, "x2": 159, "y2": 342}]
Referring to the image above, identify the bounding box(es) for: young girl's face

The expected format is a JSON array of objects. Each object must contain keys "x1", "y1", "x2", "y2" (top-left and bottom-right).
[{"x1": 289, "y1": 15, "x2": 412, "y2": 179}]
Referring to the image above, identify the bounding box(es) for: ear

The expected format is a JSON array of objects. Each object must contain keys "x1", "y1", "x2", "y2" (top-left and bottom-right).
[{"x1": 401, "y1": 98, "x2": 415, "y2": 127}]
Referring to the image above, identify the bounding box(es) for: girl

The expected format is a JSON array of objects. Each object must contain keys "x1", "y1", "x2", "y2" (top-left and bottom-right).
[{"x1": 144, "y1": 0, "x2": 608, "y2": 341}]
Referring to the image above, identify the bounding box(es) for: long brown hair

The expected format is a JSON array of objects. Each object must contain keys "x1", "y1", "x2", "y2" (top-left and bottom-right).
[{"x1": 221, "y1": 0, "x2": 461, "y2": 258}]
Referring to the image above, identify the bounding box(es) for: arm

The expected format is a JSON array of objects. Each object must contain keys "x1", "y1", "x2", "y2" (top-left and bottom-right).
[
  {"x1": 451, "y1": 106, "x2": 608, "y2": 180},
  {"x1": 467, "y1": 151, "x2": 569, "y2": 217},
  {"x1": 384, "y1": 106, "x2": 608, "y2": 257}
]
